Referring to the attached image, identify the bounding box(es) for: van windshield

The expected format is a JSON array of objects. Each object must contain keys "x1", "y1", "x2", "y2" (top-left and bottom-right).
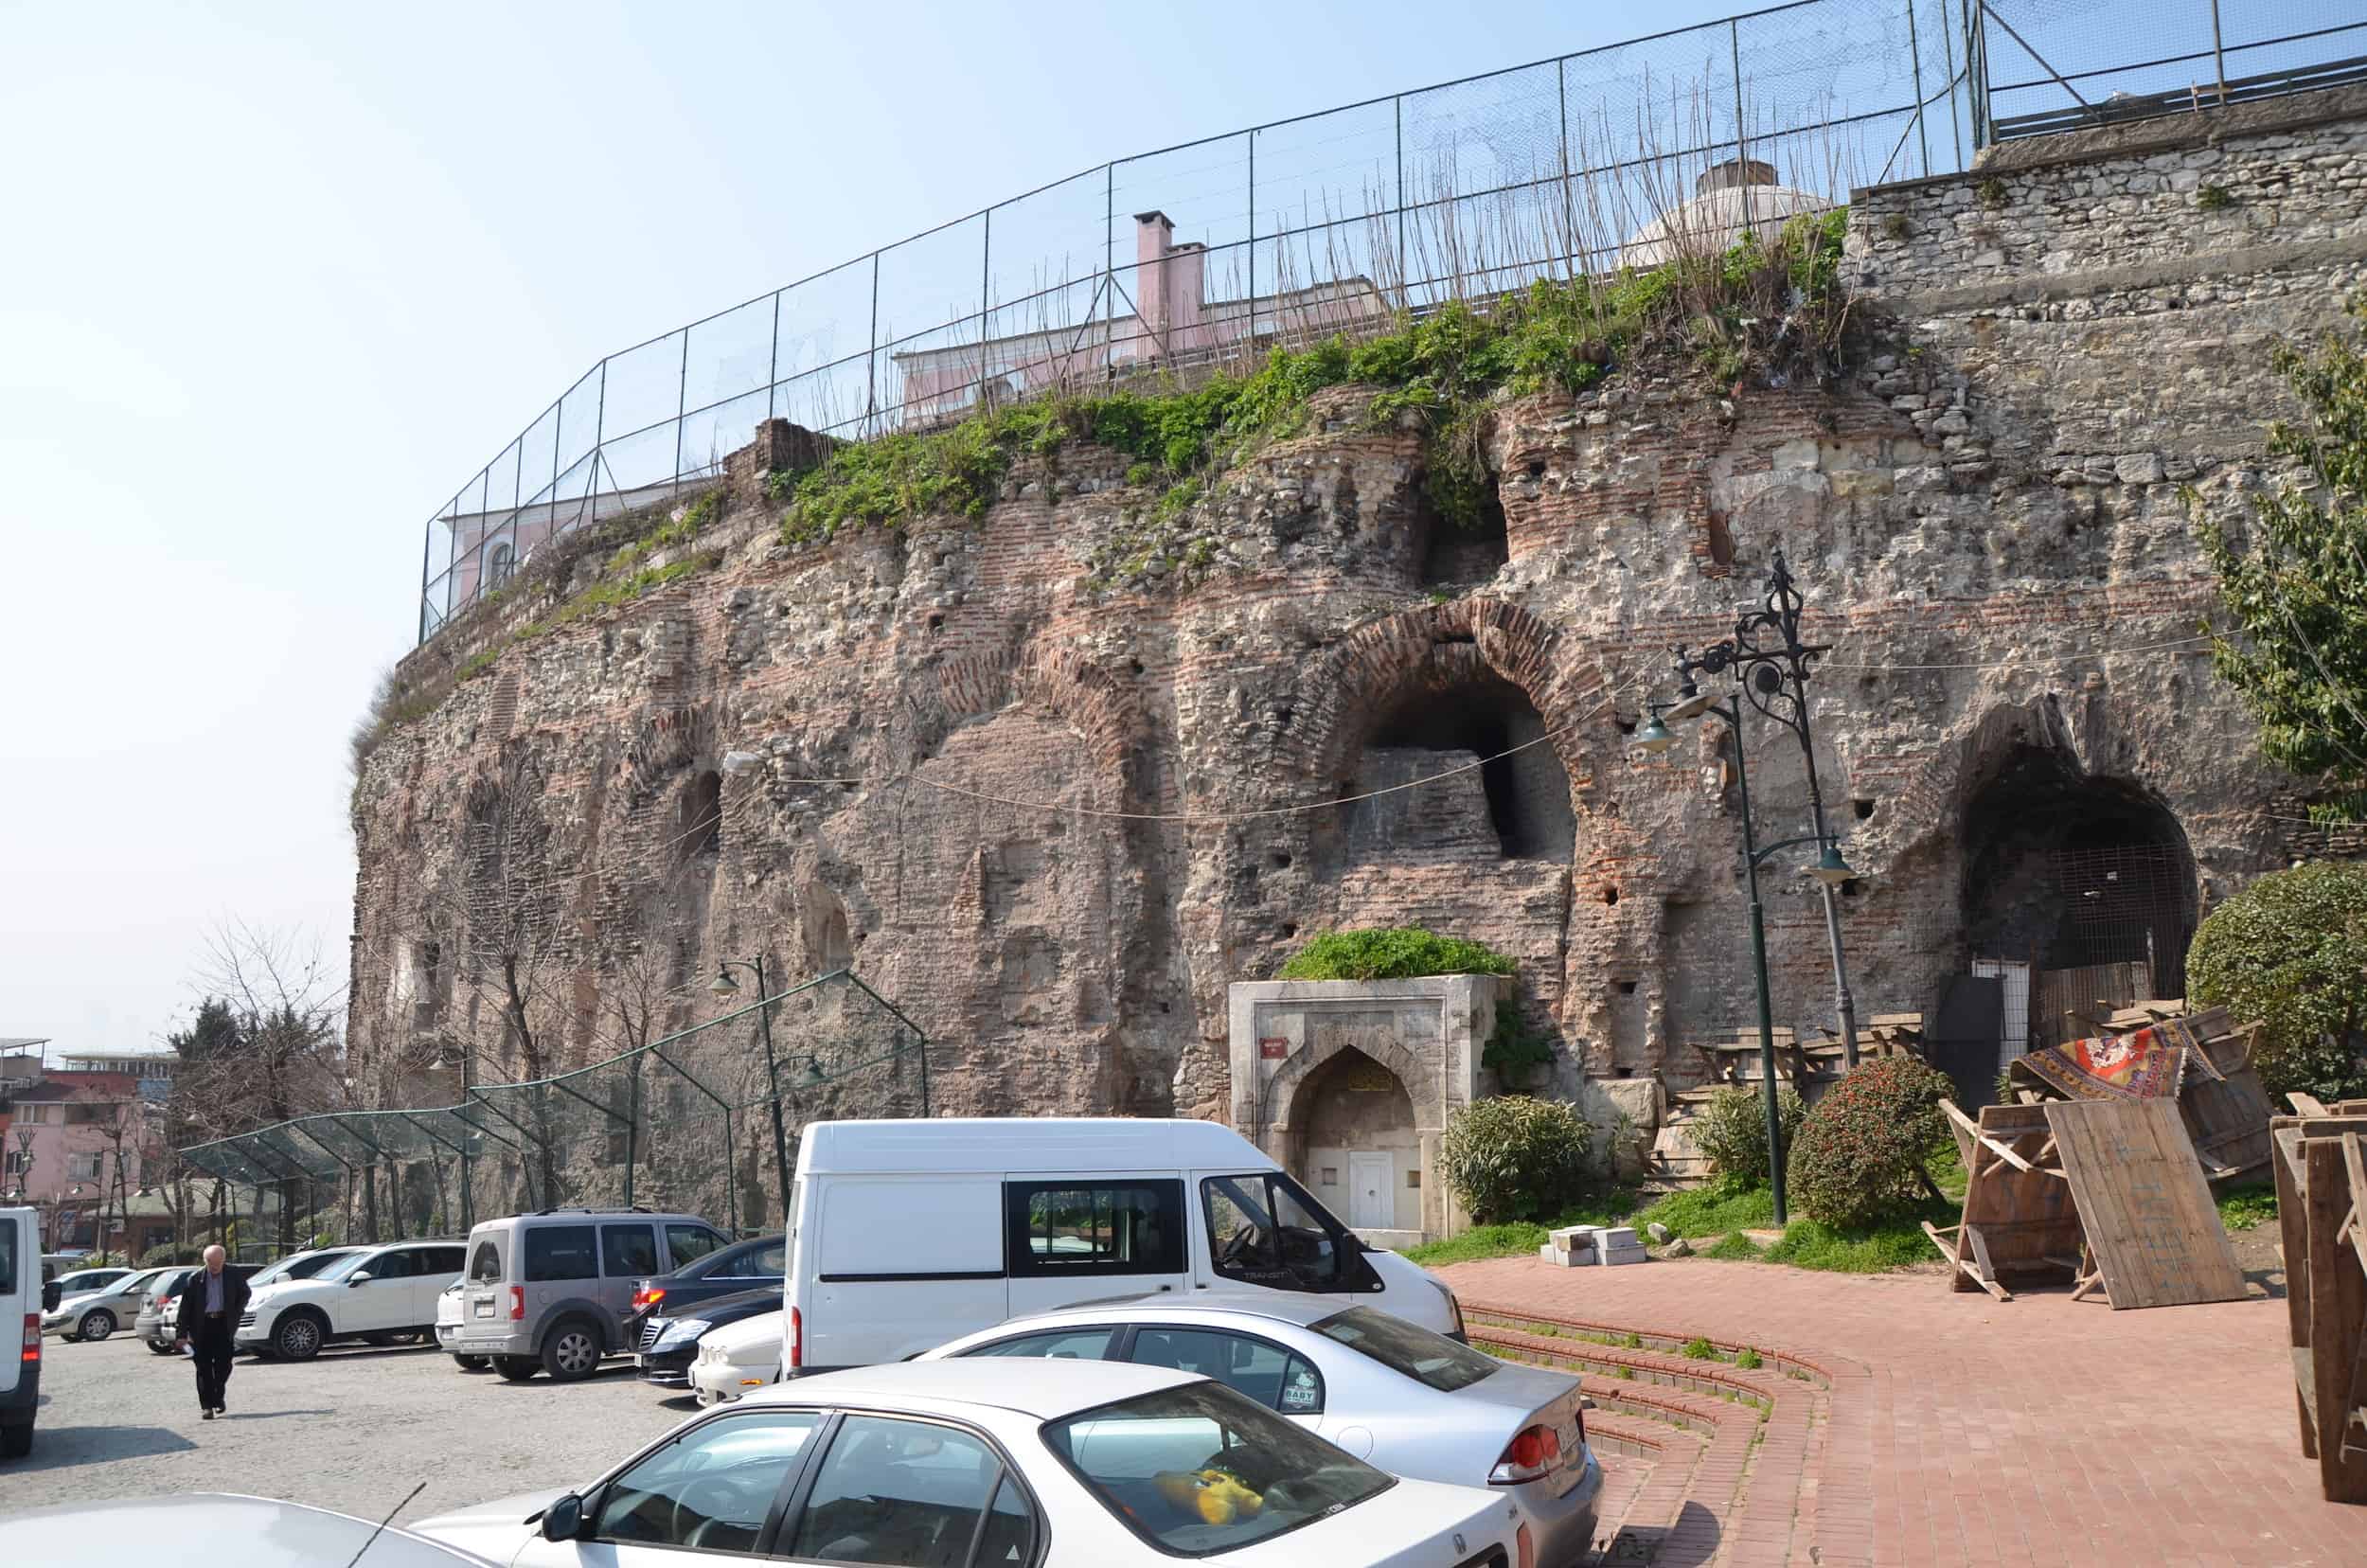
[{"x1": 1201, "y1": 1173, "x2": 1345, "y2": 1291}]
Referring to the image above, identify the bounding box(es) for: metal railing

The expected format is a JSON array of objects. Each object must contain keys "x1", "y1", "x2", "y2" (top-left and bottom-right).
[{"x1": 412, "y1": 0, "x2": 2361, "y2": 646}]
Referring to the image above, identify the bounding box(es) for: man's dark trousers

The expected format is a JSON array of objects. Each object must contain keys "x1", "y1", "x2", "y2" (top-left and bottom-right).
[{"x1": 191, "y1": 1317, "x2": 235, "y2": 1411}]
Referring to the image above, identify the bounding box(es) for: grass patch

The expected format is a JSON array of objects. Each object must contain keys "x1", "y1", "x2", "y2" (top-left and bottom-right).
[
  {"x1": 2217, "y1": 1182, "x2": 2276, "y2": 1231},
  {"x1": 1734, "y1": 1346, "x2": 1763, "y2": 1370},
  {"x1": 1398, "y1": 1189, "x2": 1641, "y2": 1269},
  {"x1": 1632, "y1": 1182, "x2": 1775, "y2": 1238},
  {"x1": 1703, "y1": 1231, "x2": 1763, "y2": 1260},
  {"x1": 1681, "y1": 1336, "x2": 1718, "y2": 1361},
  {"x1": 1759, "y1": 1215, "x2": 1943, "y2": 1273}
]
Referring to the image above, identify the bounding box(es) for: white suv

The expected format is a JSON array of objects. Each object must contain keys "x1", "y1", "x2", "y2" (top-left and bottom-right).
[{"x1": 237, "y1": 1240, "x2": 466, "y2": 1361}]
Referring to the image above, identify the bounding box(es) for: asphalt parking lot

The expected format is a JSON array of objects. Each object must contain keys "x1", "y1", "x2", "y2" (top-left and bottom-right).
[{"x1": 0, "y1": 1332, "x2": 690, "y2": 1526}]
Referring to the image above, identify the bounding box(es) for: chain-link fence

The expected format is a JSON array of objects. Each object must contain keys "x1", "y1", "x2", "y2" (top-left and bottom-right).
[
  {"x1": 177, "y1": 968, "x2": 928, "y2": 1246},
  {"x1": 413, "y1": 0, "x2": 2363, "y2": 646}
]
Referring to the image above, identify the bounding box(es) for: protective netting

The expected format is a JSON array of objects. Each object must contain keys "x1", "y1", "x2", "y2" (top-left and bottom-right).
[{"x1": 179, "y1": 969, "x2": 929, "y2": 1243}]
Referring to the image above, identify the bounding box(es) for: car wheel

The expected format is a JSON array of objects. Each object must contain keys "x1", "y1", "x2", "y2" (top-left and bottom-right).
[
  {"x1": 454, "y1": 1354, "x2": 489, "y2": 1371},
  {"x1": 273, "y1": 1312, "x2": 325, "y2": 1362},
  {"x1": 495, "y1": 1356, "x2": 539, "y2": 1381},
  {"x1": 80, "y1": 1310, "x2": 116, "y2": 1342},
  {"x1": 0, "y1": 1423, "x2": 29, "y2": 1461},
  {"x1": 541, "y1": 1320, "x2": 602, "y2": 1382}
]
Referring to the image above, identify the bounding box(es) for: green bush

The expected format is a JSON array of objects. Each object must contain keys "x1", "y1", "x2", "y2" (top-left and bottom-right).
[
  {"x1": 2188, "y1": 860, "x2": 2367, "y2": 1102},
  {"x1": 1277, "y1": 928, "x2": 1515, "y2": 982},
  {"x1": 1687, "y1": 1083, "x2": 1806, "y2": 1186},
  {"x1": 1682, "y1": 1336, "x2": 1717, "y2": 1361},
  {"x1": 1785, "y1": 1057, "x2": 1954, "y2": 1228},
  {"x1": 139, "y1": 1242, "x2": 201, "y2": 1267},
  {"x1": 1437, "y1": 1096, "x2": 1594, "y2": 1223}
]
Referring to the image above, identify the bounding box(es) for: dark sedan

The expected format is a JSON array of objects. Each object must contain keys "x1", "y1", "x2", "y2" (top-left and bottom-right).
[
  {"x1": 632, "y1": 1283, "x2": 781, "y2": 1387},
  {"x1": 618, "y1": 1232, "x2": 782, "y2": 1347}
]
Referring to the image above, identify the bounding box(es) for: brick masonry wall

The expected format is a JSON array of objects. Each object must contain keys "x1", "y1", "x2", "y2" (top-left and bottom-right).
[{"x1": 350, "y1": 87, "x2": 2367, "y2": 1137}]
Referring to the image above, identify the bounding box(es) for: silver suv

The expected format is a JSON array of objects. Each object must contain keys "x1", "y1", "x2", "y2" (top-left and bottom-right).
[{"x1": 450, "y1": 1209, "x2": 726, "y2": 1382}]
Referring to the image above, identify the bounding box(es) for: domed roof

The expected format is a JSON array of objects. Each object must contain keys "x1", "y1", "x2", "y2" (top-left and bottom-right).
[{"x1": 1620, "y1": 158, "x2": 1833, "y2": 270}]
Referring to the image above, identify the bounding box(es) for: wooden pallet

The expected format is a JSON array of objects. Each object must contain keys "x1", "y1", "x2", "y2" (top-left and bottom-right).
[
  {"x1": 2273, "y1": 1106, "x2": 2367, "y2": 1504},
  {"x1": 1923, "y1": 1101, "x2": 2083, "y2": 1301}
]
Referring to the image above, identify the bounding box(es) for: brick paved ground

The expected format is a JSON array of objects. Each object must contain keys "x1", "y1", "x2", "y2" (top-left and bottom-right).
[{"x1": 1444, "y1": 1254, "x2": 2360, "y2": 1568}]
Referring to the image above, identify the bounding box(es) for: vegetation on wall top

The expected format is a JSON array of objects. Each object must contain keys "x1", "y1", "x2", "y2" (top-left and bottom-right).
[
  {"x1": 1275, "y1": 927, "x2": 1516, "y2": 981},
  {"x1": 770, "y1": 210, "x2": 1852, "y2": 551}
]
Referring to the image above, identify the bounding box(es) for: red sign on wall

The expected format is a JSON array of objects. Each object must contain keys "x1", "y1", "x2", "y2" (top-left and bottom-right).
[{"x1": 1258, "y1": 1037, "x2": 1290, "y2": 1060}]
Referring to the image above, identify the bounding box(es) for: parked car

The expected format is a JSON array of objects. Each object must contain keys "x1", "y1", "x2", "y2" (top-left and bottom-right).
[
  {"x1": 0, "y1": 1493, "x2": 502, "y2": 1567},
  {"x1": 137, "y1": 1263, "x2": 262, "y2": 1355},
  {"x1": 435, "y1": 1278, "x2": 481, "y2": 1369},
  {"x1": 247, "y1": 1245, "x2": 366, "y2": 1290},
  {"x1": 43, "y1": 1265, "x2": 173, "y2": 1343},
  {"x1": 928, "y1": 1292, "x2": 1602, "y2": 1567},
  {"x1": 3, "y1": 1206, "x2": 64, "y2": 1459},
  {"x1": 237, "y1": 1239, "x2": 466, "y2": 1361},
  {"x1": 634, "y1": 1285, "x2": 783, "y2": 1390},
  {"x1": 688, "y1": 1310, "x2": 782, "y2": 1407},
  {"x1": 43, "y1": 1265, "x2": 132, "y2": 1301},
  {"x1": 449, "y1": 1209, "x2": 728, "y2": 1382},
  {"x1": 779, "y1": 1117, "x2": 1463, "y2": 1380},
  {"x1": 619, "y1": 1232, "x2": 784, "y2": 1350},
  {"x1": 410, "y1": 1359, "x2": 1523, "y2": 1567}
]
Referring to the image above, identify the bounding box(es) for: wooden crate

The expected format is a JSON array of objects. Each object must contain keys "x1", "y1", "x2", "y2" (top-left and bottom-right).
[{"x1": 2272, "y1": 1111, "x2": 2367, "y2": 1505}]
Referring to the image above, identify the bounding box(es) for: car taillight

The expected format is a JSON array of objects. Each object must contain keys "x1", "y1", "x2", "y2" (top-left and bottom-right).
[
  {"x1": 1488, "y1": 1423, "x2": 1561, "y2": 1485},
  {"x1": 22, "y1": 1313, "x2": 39, "y2": 1364},
  {"x1": 789, "y1": 1306, "x2": 801, "y2": 1372},
  {"x1": 508, "y1": 1286, "x2": 525, "y2": 1322},
  {"x1": 632, "y1": 1287, "x2": 665, "y2": 1311}
]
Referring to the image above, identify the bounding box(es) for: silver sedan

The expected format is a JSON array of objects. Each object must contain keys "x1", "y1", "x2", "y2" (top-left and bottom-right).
[{"x1": 922, "y1": 1292, "x2": 1602, "y2": 1568}]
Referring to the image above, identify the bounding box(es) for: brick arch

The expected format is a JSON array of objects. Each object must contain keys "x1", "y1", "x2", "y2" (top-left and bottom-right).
[
  {"x1": 1292, "y1": 597, "x2": 1610, "y2": 811},
  {"x1": 1261, "y1": 1031, "x2": 1442, "y2": 1142},
  {"x1": 909, "y1": 644, "x2": 1146, "y2": 790}
]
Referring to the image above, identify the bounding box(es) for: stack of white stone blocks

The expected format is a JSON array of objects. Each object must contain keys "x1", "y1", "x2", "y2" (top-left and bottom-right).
[{"x1": 1537, "y1": 1224, "x2": 1647, "y2": 1266}]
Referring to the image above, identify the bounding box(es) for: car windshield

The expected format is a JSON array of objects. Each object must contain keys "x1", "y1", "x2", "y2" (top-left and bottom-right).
[
  {"x1": 1309, "y1": 1306, "x2": 1502, "y2": 1393},
  {"x1": 1042, "y1": 1380, "x2": 1393, "y2": 1558}
]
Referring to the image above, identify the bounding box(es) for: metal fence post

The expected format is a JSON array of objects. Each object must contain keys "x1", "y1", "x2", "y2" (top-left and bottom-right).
[
  {"x1": 672, "y1": 330, "x2": 689, "y2": 493},
  {"x1": 1939, "y1": 0, "x2": 1966, "y2": 170},
  {"x1": 593, "y1": 360, "x2": 606, "y2": 511},
  {"x1": 1105, "y1": 164, "x2": 1115, "y2": 379},
  {"x1": 2209, "y1": 0, "x2": 2228, "y2": 105},
  {"x1": 1730, "y1": 20, "x2": 1754, "y2": 241},
  {"x1": 1907, "y1": 0, "x2": 1931, "y2": 178},
  {"x1": 1247, "y1": 130, "x2": 1257, "y2": 344},
  {"x1": 1394, "y1": 97, "x2": 1406, "y2": 306},
  {"x1": 865, "y1": 251, "x2": 881, "y2": 436},
  {"x1": 1557, "y1": 59, "x2": 1575, "y2": 274},
  {"x1": 766, "y1": 290, "x2": 781, "y2": 425},
  {"x1": 979, "y1": 208, "x2": 992, "y2": 410}
]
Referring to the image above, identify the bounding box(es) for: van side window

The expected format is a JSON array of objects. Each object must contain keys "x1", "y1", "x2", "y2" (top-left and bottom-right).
[
  {"x1": 601, "y1": 1223, "x2": 660, "y2": 1278},
  {"x1": 1201, "y1": 1173, "x2": 1343, "y2": 1292},
  {"x1": 0, "y1": 1221, "x2": 15, "y2": 1293},
  {"x1": 467, "y1": 1239, "x2": 502, "y2": 1283},
  {"x1": 665, "y1": 1223, "x2": 724, "y2": 1269},
  {"x1": 1004, "y1": 1181, "x2": 1184, "y2": 1278},
  {"x1": 524, "y1": 1224, "x2": 597, "y2": 1282}
]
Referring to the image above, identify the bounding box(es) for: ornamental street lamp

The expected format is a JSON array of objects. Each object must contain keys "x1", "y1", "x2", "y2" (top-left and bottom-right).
[
  {"x1": 1643, "y1": 550, "x2": 1863, "y2": 1224},
  {"x1": 712, "y1": 958, "x2": 794, "y2": 1225}
]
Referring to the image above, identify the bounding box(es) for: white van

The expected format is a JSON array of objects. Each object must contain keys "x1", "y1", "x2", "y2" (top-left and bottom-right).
[
  {"x1": 3, "y1": 1205, "x2": 63, "y2": 1458},
  {"x1": 781, "y1": 1118, "x2": 1464, "y2": 1376}
]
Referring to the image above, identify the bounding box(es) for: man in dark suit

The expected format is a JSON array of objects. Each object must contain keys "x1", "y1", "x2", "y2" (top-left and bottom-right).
[{"x1": 174, "y1": 1245, "x2": 250, "y2": 1419}]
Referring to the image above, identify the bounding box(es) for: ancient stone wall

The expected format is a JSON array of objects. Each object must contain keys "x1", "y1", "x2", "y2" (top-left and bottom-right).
[{"x1": 349, "y1": 87, "x2": 2367, "y2": 1156}]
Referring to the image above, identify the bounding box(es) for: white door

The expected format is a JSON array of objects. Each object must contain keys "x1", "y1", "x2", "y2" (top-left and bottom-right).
[
  {"x1": 346, "y1": 1252, "x2": 415, "y2": 1332},
  {"x1": 1347, "y1": 1152, "x2": 1393, "y2": 1231}
]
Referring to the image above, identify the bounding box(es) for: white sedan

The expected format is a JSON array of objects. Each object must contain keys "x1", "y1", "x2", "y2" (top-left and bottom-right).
[
  {"x1": 411, "y1": 1359, "x2": 1522, "y2": 1567},
  {"x1": 689, "y1": 1310, "x2": 781, "y2": 1406},
  {"x1": 923, "y1": 1292, "x2": 1601, "y2": 1568}
]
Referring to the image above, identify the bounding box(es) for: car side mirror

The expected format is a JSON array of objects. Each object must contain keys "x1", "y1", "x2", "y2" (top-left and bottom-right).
[
  {"x1": 540, "y1": 1493, "x2": 586, "y2": 1541},
  {"x1": 43, "y1": 1281, "x2": 62, "y2": 1311},
  {"x1": 347, "y1": 1273, "x2": 372, "y2": 1287}
]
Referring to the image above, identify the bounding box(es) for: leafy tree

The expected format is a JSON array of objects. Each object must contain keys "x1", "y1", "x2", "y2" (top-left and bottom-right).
[
  {"x1": 2187, "y1": 860, "x2": 2367, "y2": 1102},
  {"x1": 1786, "y1": 1058, "x2": 1952, "y2": 1228},
  {"x1": 2200, "y1": 294, "x2": 2367, "y2": 817}
]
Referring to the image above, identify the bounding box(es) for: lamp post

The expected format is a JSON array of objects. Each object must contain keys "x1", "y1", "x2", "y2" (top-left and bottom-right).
[
  {"x1": 1636, "y1": 550, "x2": 1862, "y2": 1225},
  {"x1": 711, "y1": 957, "x2": 794, "y2": 1227}
]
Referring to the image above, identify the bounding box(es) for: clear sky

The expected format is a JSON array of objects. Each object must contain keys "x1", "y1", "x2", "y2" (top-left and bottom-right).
[{"x1": 0, "y1": 0, "x2": 1752, "y2": 1059}]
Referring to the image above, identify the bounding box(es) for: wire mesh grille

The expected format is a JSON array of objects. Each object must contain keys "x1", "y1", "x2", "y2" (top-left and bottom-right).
[{"x1": 413, "y1": 1, "x2": 2356, "y2": 644}]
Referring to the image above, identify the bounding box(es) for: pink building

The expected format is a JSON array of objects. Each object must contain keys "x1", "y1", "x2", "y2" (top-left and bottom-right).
[
  {"x1": 0, "y1": 1047, "x2": 165, "y2": 1254},
  {"x1": 894, "y1": 210, "x2": 1392, "y2": 424}
]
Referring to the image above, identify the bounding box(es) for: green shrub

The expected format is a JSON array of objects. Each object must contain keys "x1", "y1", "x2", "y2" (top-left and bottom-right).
[
  {"x1": 1682, "y1": 1336, "x2": 1717, "y2": 1361},
  {"x1": 2188, "y1": 861, "x2": 2367, "y2": 1102},
  {"x1": 1687, "y1": 1083, "x2": 1806, "y2": 1186},
  {"x1": 2217, "y1": 1183, "x2": 2276, "y2": 1231},
  {"x1": 1483, "y1": 996, "x2": 1557, "y2": 1079},
  {"x1": 139, "y1": 1242, "x2": 201, "y2": 1267},
  {"x1": 1704, "y1": 1231, "x2": 1762, "y2": 1259},
  {"x1": 1785, "y1": 1057, "x2": 1953, "y2": 1228},
  {"x1": 1735, "y1": 1346, "x2": 1763, "y2": 1370},
  {"x1": 1277, "y1": 928, "x2": 1515, "y2": 982},
  {"x1": 1438, "y1": 1095, "x2": 1594, "y2": 1223}
]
